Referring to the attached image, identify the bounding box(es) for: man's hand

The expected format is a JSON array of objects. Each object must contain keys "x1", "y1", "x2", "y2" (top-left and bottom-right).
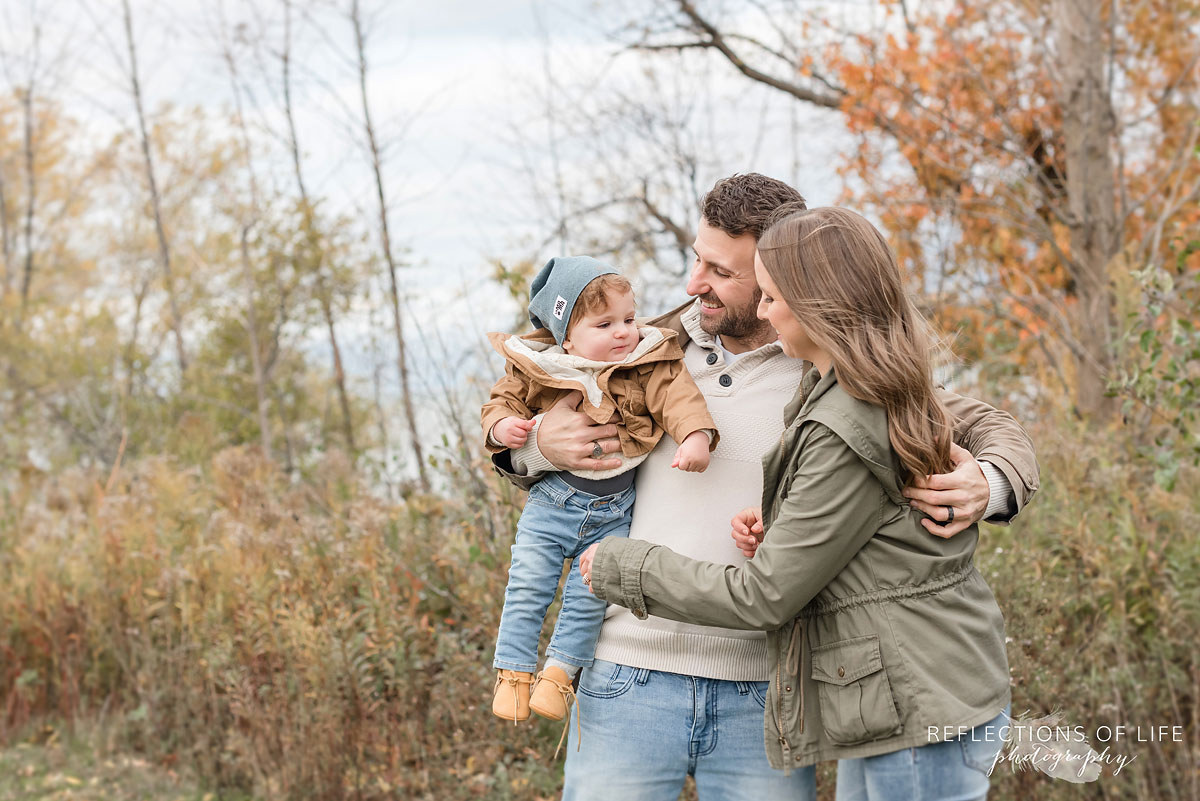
[
  {"x1": 902, "y1": 442, "x2": 990, "y2": 538},
  {"x1": 671, "y1": 431, "x2": 711, "y2": 472},
  {"x1": 730, "y1": 505, "x2": 764, "y2": 558},
  {"x1": 492, "y1": 416, "x2": 536, "y2": 449},
  {"x1": 579, "y1": 542, "x2": 600, "y2": 594},
  {"x1": 535, "y1": 391, "x2": 622, "y2": 471}
]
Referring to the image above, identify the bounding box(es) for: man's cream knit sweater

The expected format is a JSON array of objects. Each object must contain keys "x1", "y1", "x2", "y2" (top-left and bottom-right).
[
  {"x1": 514, "y1": 301, "x2": 805, "y2": 681},
  {"x1": 590, "y1": 304, "x2": 803, "y2": 680}
]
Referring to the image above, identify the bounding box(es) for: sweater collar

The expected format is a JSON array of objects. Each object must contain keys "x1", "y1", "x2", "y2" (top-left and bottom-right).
[{"x1": 653, "y1": 298, "x2": 786, "y2": 362}]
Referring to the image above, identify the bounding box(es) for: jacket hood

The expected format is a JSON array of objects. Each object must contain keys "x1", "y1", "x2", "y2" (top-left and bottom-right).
[
  {"x1": 793, "y1": 367, "x2": 906, "y2": 506},
  {"x1": 487, "y1": 326, "x2": 679, "y2": 408}
]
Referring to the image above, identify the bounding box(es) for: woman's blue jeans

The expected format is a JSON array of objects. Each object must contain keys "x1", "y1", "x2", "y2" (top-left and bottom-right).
[
  {"x1": 835, "y1": 706, "x2": 1011, "y2": 801},
  {"x1": 492, "y1": 473, "x2": 635, "y2": 673}
]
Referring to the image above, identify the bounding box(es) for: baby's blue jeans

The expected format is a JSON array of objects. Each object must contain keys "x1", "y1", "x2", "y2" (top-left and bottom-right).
[{"x1": 492, "y1": 472, "x2": 635, "y2": 673}]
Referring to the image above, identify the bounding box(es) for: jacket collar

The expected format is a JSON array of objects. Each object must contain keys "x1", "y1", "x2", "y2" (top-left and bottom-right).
[
  {"x1": 648, "y1": 298, "x2": 787, "y2": 364},
  {"x1": 787, "y1": 366, "x2": 906, "y2": 504},
  {"x1": 487, "y1": 325, "x2": 682, "y2": 368}
]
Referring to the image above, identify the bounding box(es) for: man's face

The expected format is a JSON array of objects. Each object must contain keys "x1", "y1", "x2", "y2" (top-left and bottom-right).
[{"x1": 686, "y1": 221, "x2": 773, "y2": 348}]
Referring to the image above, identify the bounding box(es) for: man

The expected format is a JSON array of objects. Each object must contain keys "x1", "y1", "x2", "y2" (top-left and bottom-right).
[{"x1": 492, "y1": 174, "x2": 1038, "y2": 800}]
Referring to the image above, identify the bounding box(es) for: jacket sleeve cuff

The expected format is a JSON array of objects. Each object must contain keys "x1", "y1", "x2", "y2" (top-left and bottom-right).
[
  {"x1": 591, "y1": 538, "x2": 656, "y2": 620},
  {"x1": 668, "y1": 413, "x2": 721, "y2": 452},
  {"x1": 486, "y1": 423, "x2": 503, "y2": 449},
  {"x1": 974, "y1": 453, "x2": 1037, "y2": 524},
  {"x1": 979, "y1": 459, "x2": 1017, "y2": 522}
]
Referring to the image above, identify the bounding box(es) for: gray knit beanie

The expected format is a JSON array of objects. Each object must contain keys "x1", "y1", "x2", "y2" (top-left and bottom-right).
[{"x1": 528, "y1": 256, "x2": 619, "y2": 346}]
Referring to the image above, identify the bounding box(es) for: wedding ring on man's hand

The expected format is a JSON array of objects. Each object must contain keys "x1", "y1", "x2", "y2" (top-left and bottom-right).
[
  {"x1": 591, "y1": 441, "x2": 604, "y2": 459},
  {"x1": 943, "y1": 505, "x2": 955, "y2": 523}
]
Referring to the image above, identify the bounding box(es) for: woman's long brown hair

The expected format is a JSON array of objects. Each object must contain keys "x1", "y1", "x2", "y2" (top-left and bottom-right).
[{"x1": 758, "y1": 207, "x2": 953, "y2": 481}]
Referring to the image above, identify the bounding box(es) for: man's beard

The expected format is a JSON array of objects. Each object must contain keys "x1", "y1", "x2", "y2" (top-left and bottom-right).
[{"x1": 698, "y1": 290, "x2": 772, "y2": 342}]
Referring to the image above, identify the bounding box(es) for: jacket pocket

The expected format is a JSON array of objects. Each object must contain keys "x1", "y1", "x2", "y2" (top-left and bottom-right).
[{"x1": 810, "y1": 635, "x2": 902, "y2": 745}]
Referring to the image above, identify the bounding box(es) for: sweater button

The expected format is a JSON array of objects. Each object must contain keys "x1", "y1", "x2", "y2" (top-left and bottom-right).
[
  {"x1": 837, "y1": 666, "x2": 845, "y2": 678},
  {"x1": 719, "y1": 374, "x2": 732, "y2": 387},
  {"x1": 706, "y1": 352, "x2": 718, "y2": 365}
]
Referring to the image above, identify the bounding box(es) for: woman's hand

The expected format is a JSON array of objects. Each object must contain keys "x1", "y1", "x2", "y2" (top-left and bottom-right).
[
  {"x1": 730, "y1": 506, "x2": 765, "y2": 558},
  {"x1": 578, "y1": 543, "x2": 600, "y2": 594}
]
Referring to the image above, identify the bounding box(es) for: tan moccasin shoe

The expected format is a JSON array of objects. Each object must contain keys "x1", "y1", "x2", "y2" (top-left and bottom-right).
[
  {"x1": 492, "y1": 669, "x2": 533, "y2": 722},
  {"x1": 529, "y1": 666, "x2": 575, "y2": 721}
]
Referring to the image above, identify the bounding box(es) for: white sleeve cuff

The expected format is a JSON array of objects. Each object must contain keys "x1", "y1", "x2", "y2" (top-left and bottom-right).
[
  {"x1": 486, "y1": 423, "x2": 503, "y2": 449},
  {"x1": 510, "y1": 414, "x2": 556, "y2": 476},
  {"x1": 979, "y1": 459, "x2": 1017, "y2": 521}
]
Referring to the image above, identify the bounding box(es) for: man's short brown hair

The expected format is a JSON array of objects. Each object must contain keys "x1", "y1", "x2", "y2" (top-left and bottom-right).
[
  {"x1": 567, "y1": 274, "x2": 634, "y2": 332},
  {"x1": 700, "y1": 173, "x2": 807, "y2": 240}
]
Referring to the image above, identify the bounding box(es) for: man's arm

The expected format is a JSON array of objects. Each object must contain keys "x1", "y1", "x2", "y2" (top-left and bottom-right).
[
  {"x1": 489, "y1": 392, "x2": 624, "y2": 490},
  {"x1": 902, "y1": 389, "x2": 1039, "y2": 537}
]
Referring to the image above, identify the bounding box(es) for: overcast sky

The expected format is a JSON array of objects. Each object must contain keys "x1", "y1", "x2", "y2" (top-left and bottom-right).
[{"x1": 2, "y1": 0, "x2": 852, "y2": 438}]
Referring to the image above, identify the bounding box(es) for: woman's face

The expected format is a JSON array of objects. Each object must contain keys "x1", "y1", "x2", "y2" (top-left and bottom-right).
[{"x1": 754, "y1": 252, "x2": 824, "y2": 365}]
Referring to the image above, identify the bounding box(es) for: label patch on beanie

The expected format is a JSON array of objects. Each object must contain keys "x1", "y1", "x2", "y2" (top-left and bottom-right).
[{"x1": 553, "y1": 296, "x2": 567, "y2": 320}]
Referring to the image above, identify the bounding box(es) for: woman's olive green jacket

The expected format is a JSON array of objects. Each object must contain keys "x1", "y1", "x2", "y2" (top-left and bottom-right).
[{"x1": 590, "y1": 366, "x2": 1013, "y2": 770}]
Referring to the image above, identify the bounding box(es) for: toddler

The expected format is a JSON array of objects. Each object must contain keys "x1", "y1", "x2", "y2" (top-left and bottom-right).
[{"x1": 483, "y1": 255, "x2": 718, "y2": 727}]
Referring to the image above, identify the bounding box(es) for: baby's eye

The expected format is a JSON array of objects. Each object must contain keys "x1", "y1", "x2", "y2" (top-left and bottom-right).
[
  {"x1": 625, "y1": 318, "x2": 635, "y2": 325},
  {"x1": 597, "y1": 322, "x2": 610, "y2": 328}
]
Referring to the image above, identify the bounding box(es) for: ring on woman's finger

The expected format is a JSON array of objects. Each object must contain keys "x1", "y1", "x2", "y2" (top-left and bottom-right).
[
  {"x1": 591, "y1": 441, "x2": 604, "y2": 459},
  {"x1": 582, "y1": 574, "x2": 591, "y2": 585},
  {"x1": 943, "y1": 505, "x2": 955, "y2": 523}
]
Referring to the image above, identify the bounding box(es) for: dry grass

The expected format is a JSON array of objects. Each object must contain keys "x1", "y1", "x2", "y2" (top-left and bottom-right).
[{"x1": 0, "y1": 412, "x2": 1196, "y2": 800}]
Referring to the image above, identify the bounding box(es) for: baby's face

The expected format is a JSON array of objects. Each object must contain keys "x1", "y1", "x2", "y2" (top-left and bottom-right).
[{"x1": 562, "y1": 289, "x2": 638, "y2": 361}]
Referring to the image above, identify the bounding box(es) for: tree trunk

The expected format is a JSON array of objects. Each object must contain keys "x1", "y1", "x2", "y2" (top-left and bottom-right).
[
  {"x1": 1054, "y1": 0, "x2": 1120, "y2": 419},
  {"x1": 282, "y1": 0, "x2": 356, "y2": 455},
  {"x1": 219, "y1": 18, "x2": 275, "y2": 460},
  {"x1": 121, "y1": 0, "x2": 187, "y2": 375},
  {"x1": 0, "y1": 155, "x2": 11, "y2": 295},
  {"x1": 240, "y1": 227, "x2": 274, "y2": 460},
  {"x1": 123, "y1": 277, "x2": 149, "y2": 400},
  {"x1": 350, "y1": 0, "x2": 430, "y2": 492},
  {"x1": 19, "y1": 84, "x2": 36, "y2": 323}
]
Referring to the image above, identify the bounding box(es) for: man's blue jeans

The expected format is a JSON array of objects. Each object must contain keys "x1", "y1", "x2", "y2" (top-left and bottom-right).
[
  {"x1": 492, "y1": 474, "x2": 635, "y2": 673},
  {"x1": 562, "y1": 659, "x2": 817, "y2": 801},
  {"x1": 835, "y1": 706, "x2": 1011, "y2": 801}
]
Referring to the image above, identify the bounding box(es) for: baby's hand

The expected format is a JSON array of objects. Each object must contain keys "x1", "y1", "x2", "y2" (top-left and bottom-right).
[
  {"x1": 730, "y1": 505, "x2": 764, "y2": 558},
  {"x1": 670, "y1": 430, "x2": 711, "y2": 473},
  {"x1": 493, "y1": 416, "x2": 536, "y2": 449}
]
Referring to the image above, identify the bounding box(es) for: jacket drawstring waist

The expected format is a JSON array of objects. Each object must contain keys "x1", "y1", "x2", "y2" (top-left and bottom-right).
[{"x1": 799, "y1": 563, "x2": 977, "y2": 619}]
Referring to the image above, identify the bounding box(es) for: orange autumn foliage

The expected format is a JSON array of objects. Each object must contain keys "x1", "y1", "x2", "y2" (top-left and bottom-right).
[{"x1": 799, "y1": 0, "x2": 1199, "y2": 393}]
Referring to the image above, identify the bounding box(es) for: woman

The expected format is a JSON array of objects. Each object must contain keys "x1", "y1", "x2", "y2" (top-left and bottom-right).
[{"x1": 579, "y1": 207, "x2": 1011, "y2": 800}]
